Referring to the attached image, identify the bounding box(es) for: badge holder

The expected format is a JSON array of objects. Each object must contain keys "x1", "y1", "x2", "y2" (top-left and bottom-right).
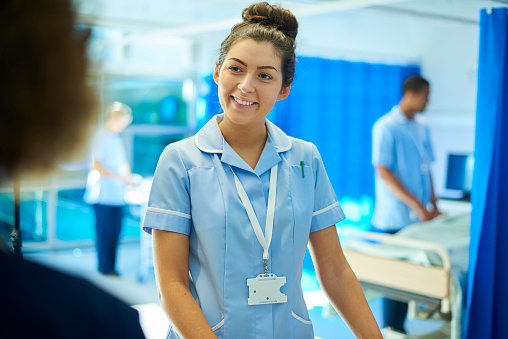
[{"x1": 247, "y1": 273, "x2": 287, "y2": 305}]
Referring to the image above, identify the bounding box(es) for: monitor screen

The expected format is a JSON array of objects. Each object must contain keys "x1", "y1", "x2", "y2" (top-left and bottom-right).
[{"x1": 446, "y1": 153, "x2": 474, "y2": 199}]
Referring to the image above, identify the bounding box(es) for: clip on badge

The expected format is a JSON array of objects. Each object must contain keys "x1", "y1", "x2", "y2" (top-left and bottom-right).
[{"x1": 247, "y1": 273, "x2": 287, "y2": 306}]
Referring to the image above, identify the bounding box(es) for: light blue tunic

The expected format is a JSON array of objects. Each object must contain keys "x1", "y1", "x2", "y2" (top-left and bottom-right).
[
  {"x1": 371, "y1": 106, "x2": 435, "y2": 231},
  {"x1": 83, "y1": 127, "x2": 127, "y2": 206},
  {"x1": 143, "y1": 114, "x2": 345, "y2": 339}
]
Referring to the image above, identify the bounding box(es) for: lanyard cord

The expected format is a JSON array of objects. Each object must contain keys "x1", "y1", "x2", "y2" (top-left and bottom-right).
[{"x1": 232, "y1": 165, "x2": 278, "y2": 266}]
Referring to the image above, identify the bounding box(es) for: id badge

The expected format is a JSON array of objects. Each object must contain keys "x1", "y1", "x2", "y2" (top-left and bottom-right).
[{"x1": 247, "y1": 273, "x2": 287, "y2": 306}]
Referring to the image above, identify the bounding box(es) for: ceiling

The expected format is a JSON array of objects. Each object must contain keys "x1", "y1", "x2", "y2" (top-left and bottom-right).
[
  {"x1": 75, "y1": 0, "x2": 507, "y2": 32},
  {"x1": 75, "y1": 0, "x2": 507, "y2": 75}
]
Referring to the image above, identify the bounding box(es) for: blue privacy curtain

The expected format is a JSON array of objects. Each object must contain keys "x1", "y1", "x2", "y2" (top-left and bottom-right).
[
  {"x1": 465, "y1": 7, "x2": 508, "y2": 339},
  {"x1": 200, "y1": 58, "x2": 419, "y2": 213},
  {"x1": 272, "y1": 57, "x2": 418, "y2": 203}
]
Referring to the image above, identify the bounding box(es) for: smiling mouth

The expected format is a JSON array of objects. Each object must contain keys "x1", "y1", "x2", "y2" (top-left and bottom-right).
[{"x1": 232, "y1": 96, "x2": 256, "y2": 106}]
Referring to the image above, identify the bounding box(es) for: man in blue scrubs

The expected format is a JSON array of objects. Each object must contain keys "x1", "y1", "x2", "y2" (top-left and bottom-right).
[{"x1": 371, "y1": 75, "x2": 441, "y2": 334}]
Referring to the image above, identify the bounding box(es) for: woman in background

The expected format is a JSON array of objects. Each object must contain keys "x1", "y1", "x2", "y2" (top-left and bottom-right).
[
  {"x1": 85, "y1": 101, "x2": 133, "y2": 276},
  {"x1": 143, "y1": 2, "x2": 382, "y2": 339}
]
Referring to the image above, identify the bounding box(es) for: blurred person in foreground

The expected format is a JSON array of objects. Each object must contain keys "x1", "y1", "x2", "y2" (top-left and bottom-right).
[
  {"x1": 85, "y1": 102, "x2": 133, "y2": 276},
  {"x1": 371, "y1": 75, "x2": 441, "y2": 334},
  {"x1": 0, "y1": 0, "x2": 145, "y2": 337}
]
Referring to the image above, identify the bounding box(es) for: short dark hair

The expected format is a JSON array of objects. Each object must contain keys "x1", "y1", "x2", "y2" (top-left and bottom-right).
[{"x1": 402, "y1": 75, "x2": 430, "y2": 94}]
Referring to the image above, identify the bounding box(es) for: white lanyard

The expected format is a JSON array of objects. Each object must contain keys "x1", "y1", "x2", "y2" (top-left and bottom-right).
[{"x1": 232, "y1": 164, "x2": 277, "y2": 273}]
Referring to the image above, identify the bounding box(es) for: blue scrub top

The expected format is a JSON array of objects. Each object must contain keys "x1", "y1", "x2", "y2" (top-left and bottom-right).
[
  {"x1": 84, "y1": 127, "x2": 127, "y2": 206},
  {"x1": 371, "y1": 106, "x2": 435, "y2": 230},
  {"x1": 143, "y1": 114, "x2": 345, "y2": 339}
]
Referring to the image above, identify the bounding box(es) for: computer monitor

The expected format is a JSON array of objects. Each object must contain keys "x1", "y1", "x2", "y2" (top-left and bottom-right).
[{"x1": 445, "y1": 153, "x2": 474, "y2": 201}]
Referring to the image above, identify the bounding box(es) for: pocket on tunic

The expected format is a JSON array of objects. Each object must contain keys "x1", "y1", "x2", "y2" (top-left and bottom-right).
[
  {"x1": 292, "y1": 310, "x2": 312, "y2": 325},
  {"x1": 167, "y1": 319, "x2": 225, "y2": 339},
  {"x1": 291, "y1": 310, "x2": 314, "y2": 339},
  {"x1": 212, "y1": 318, "x2": 225, "y2": 337}
]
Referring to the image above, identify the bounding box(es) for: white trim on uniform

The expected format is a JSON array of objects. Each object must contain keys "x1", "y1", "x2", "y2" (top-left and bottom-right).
[
  {"x1": 211, "y1": 319, "x2": 225, "y2": 331},
  {"x1": 312, "y1": 201, "x2": 340, "y2": 217},
  {"x1": 195, "y1": 129, "x2": 223, "y2": 154},
  {"x1": 291, "y1": 311, "x2": 312, "y2": 325},
  {"x1": 146, "y1": 206, "x2": 191, "y2": 219}
]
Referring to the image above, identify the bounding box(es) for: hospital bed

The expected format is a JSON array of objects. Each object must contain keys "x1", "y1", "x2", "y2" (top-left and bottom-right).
[{"x1": 338, "y1": 211, "x2": 470, "y2": 339}]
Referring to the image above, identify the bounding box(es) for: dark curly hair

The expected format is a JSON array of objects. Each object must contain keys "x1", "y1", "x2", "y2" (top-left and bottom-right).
[
  {"x1": 0, "y1": 0, "x2": 97, "y2": 178},
  {"x1": 217, "y1": 2, "x2": 298, "y2": 88}
]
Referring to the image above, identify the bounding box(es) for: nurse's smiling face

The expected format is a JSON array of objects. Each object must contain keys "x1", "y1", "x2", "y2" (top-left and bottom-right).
[{"x1": 213, "y1": 38, "x2": 291, "y2": 128}]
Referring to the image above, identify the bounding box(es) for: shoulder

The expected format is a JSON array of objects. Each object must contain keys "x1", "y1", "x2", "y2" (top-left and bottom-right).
[
  {"x1": 373, "y1": 113, "x2": 400, "y2": 137},
  {"x1": 158, "y1": 135, "x2": 212, "y2": 170},
  {"x1": 374, "y1": 112, "x2": 396, "y2": 128},
  {"x1": 286, "y1": 137, "x2": 324, "y2": 170},
  {"x1": 288, "y1": 136, "x2": 316, "y2": 151},
  {"x1": 92, "y1": 128, "x2": 108, "y2": 145},
  {"x1": 287, "y1": 137, "x2": 318, "y2": 158}
]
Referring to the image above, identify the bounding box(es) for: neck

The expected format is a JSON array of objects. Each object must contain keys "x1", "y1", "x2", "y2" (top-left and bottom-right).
[
  {"x1": 219, "y1": 116, "x2": 268, "y2": 169},
  {"x1": 399, "y1": 100, "x2": 415, "y2": 120}
]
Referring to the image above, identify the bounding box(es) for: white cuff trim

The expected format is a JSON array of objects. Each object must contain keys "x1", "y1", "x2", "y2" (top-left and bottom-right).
[
  {"x1": 312, "y1": 201, "x2": 340, "y2": 217},
  {"x1": 146, "y1": 207, "x2": 191, "y2": 219}
]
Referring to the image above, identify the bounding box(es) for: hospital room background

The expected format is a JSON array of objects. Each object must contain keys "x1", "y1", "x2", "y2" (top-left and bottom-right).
[{"x1": 1, "y1": 1, "x2": 507, "y2": 338}]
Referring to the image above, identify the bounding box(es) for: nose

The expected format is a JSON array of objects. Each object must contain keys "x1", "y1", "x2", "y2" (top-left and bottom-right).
[{"x1": 238, "y1": 74, "x2": 255, "y2": 94}]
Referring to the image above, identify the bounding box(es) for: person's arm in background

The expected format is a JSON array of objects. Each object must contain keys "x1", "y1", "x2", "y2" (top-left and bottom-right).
[
  {"x1": 429, "y1": 174, "x2": 442, "y2": 218},
  {"x1": 92, "y1": 159, "x2": 133, "y2": 185},
  {"x1": 309, "y1": 226, "x2": 383, "y2": 339},
  {"x1": 376, "y1": 165, "x2": 435, "y2": 222},
  {"x1": 152, "y1": 229, "x2": 218, "y2": 339}
]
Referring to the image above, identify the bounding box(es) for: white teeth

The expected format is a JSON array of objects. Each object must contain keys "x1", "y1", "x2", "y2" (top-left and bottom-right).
[{"x1": 234, "y1": 96, "x2": 254, "y2": 106}]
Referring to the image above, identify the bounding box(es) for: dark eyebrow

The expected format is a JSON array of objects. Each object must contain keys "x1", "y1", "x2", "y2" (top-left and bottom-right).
[{"x1": 229, "y1": 58, "x2": 278, "y2": 72}]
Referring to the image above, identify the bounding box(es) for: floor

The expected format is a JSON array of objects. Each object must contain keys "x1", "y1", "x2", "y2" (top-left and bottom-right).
[{"x1": 25, "y1": 241, "x2": 447, "y2": 339}]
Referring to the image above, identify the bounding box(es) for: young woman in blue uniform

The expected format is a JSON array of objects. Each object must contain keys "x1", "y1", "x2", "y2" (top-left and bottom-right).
[{"x1": 143, "y1": 2, "x2": 382, "y2": 338}]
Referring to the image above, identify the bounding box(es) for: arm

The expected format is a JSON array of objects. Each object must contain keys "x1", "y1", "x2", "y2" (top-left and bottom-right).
[
  {"x1": 429, "y1": 174, "x2": 442, "y2": 218},
  {"x1": 92, "y1": 160, "x2": 133, "y2": 185},
  {"x1": 308, "y1": 226, "x2": 382, "y2": 339},
  {"x1": 152, "y1": 229, "x2": 217, "y2": 339},
  {"x1": 376, "y1": 165, "x2": 435, "y2": 222}
]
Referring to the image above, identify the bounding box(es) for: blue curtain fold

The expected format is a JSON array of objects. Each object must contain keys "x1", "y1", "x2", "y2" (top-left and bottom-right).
[{"x1": 465, "y1": 7, "x2": 508, "y2": 339}]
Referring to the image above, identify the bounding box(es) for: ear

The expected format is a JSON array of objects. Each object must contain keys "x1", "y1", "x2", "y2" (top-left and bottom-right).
[
  {"x1": 213, "y1": 63, "x2": 220, "y2": 85},
  {"x1": 277, "y1": 84, "x2": 291, "y2": 101}
]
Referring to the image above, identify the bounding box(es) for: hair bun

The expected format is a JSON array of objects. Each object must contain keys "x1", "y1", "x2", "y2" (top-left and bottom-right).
[{"x1": 242, "y1": 2, "x2": 298, "y2": 40}]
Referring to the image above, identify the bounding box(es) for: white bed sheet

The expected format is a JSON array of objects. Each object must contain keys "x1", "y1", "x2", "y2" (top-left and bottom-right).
[{"x1": 341, "y1": 212, "x2": 470, "y2": 339}]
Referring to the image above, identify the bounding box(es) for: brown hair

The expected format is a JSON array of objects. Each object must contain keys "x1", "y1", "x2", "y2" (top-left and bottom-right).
[
  {"x1": 217, "y1": 2, "x2": 298, "y2": 88},
  {"x1": 0, "y1": 0, "x2": 97, "y2": 178}
]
